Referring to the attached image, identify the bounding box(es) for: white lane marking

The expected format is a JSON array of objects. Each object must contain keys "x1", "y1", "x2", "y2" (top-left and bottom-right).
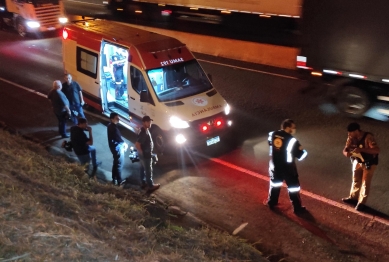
[
  {"x1": 194, "y1": 152, "x2": 389, "y2": 227},
  {"x1": 65, "y1": 0, "x2": 105, "y2": 6},
  {"x1": 0, "y1": 77, "x2": 47, "y2": 98},
  {"x1": 197, "y1": 59, "x2": 300, "y2": 80}
]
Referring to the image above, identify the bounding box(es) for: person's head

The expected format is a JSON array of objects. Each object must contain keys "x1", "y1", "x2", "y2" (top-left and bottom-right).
[
  {"x1": 64, "y1": 73, "x2": 72, "y2": 84},
  {"x1": 77, "y1": 117, "x2": 88, "y2": 129},
  {"x1": 53, "y1": 80, "x2": 62, "y2": 90},
  {"x1": 142, "y1": 115, "x2": 153, "y2": 129},
  {"x1": 347, "y1": 122, "x2": 361, "y2": 138},
  {"x1": 110, "y1": 112, "x2": 120, "y2": 124},
  {"x1": 281, "y1": 119, "x2": 296, "y2": 135}
]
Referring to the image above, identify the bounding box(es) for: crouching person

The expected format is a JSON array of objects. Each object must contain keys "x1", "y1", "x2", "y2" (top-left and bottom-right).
[{"x1": 70, "y1": 117, "x2": 101, "y2": 171}]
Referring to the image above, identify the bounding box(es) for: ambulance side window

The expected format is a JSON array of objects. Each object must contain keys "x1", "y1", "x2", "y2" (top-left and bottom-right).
[
  {"x1": 76, "y1": 47, "x2": 98, "y2": 79},
  {"x1": 130, "y1": 66, "x2": 147, "y2": 94}
]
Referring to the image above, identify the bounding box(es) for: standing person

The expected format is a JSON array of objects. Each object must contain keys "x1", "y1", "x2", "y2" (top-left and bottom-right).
[
  {"x1": 135, "y1": 116, "x2": 160, "y2": 192},
  {"x1": 264, "y1": 119, "x2": 308, "y2": 214},
  {"x1": 48, "y1": 80, "x2": 71, "y2": 138},
  {"x1": 107, "y1": 113, "x2": 128, "y2": 186},
  {"x1": 342, "y1": 122, "x2": 380, "y2": 211},
  {"x1": 62, "y1": 73, "x2": 85, "y2": 125},
  {"x1": 70, "y1": 117, "x2": 101, "y2": 171}
]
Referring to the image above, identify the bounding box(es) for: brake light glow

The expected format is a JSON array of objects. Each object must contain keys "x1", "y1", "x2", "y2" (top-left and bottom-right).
[
  {"x1": 201, "y1": 125, "x2": 208, "y2": 132},
  {"x1": 62, "y1": 29, "x2": 68, "y2": 40},
  {"x1": 216, "y1": 120, "x2": 222, "y2": 126}
]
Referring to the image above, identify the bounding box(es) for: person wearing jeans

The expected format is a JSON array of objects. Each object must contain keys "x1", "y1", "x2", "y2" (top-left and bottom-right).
[
  {"x1": 70, "y1": 117, "x2": 101, "y2": 171},
  {"x1": 62, "y1": 73, "x2": 86, "y2": 125},
  {"x1": 135, "y1": 115, "x2": 160, "y2": 192}
]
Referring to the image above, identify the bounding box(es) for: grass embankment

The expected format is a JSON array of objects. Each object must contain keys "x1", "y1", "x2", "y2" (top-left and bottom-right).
[{"x1": 0, "y1": 129, "x2": 266, "y2": 261}]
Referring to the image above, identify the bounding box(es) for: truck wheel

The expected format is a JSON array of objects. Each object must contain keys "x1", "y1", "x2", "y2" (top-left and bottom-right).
[
  {"x1": 16, "y1": 21, "x2": 27, "y2": 37},
  {"x1": 150, "y1": 126, "x2": 165, "y2": 154},
  {"x1": 336, "y1": 86, "x2": 370, "y2": 118}
]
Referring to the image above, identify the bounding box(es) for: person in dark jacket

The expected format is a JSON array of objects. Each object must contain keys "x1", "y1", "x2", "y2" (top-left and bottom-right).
[
  {"x1": 264, "y1": 119, "x2": 308, "y2": 214},
  {"x1": 70, "y1": 117, "x2": 101, "y2": 171},
  {"x1": 107, "y1": 112, "x2": 128, "y2": 186},
  {"x1": 62, "y1": 73, "x2": 85, "y2": 125},
  {"x1": 135, "y1": 116, "x2": 160, "y2": 192},
  {"x1": 47, "y1": 80, "x2": 71, "y2": 138}
]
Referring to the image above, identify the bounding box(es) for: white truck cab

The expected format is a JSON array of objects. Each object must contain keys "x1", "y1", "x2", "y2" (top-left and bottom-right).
[{"x1": 62, "y1": 19, "x2": 232, "y2": 152}]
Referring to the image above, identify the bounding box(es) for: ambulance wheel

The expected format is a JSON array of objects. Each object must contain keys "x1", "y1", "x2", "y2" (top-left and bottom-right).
[
  {"x1": 150, "y1": 126, "x2": 165, "y2": 154},
  {"x1": 16, "y1": 21, "x2": 27, "y2": 37},
  {"x1": 336, "y1": 86, "x2": 370, "y2": 118}
]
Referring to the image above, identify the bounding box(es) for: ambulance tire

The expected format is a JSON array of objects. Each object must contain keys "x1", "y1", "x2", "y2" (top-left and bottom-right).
[
  {"x1": 336, "y1": 86, "x2": 371, "y2": 118},
  {"x1": 16, "y1": 19, "x2": 27, "y2": 37},
  {"x1": 150, "y1": 126, "x2": 165, "y2": 154}
]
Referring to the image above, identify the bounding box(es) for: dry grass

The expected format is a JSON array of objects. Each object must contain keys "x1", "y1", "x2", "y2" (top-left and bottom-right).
[{"x1": 0, "y1": 129, "x2": 266, "y2": 262}]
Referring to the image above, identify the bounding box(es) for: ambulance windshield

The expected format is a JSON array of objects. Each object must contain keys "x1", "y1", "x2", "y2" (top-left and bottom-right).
[{"x1": 147, "y1": 60, "x2": 212, "y2": 102}]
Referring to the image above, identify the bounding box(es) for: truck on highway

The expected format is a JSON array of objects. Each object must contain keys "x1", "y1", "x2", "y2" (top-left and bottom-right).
[
  {"x1": 297, "y1": 0, "x2": 389, "y2": 118},
  {"x1": 62, "y1": 19, "x2": 232, "y2": 153},
  {"x1": 0, "y1": 0, "x2": 67, "y2": 37},
  {"x1": 108, "y1": 0, "x2": 302, "y2": 17}
]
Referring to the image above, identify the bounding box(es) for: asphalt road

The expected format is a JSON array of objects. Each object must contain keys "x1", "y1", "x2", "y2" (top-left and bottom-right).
[{"x1": 1, "y1": 28, "x2": 389, "y2": 261}]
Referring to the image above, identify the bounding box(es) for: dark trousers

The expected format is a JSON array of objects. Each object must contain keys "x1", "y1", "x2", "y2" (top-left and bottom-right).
[
  {"x1": 55, "y1": 111, "x2": 68, "y2": 136},
  {"x1": 70, "y1": 104, "x2": 85, "y2": 125},
  {"x1": 111, "y1": 145, "x2": 125, "y2": 184},
  {"x1": 267, "y1": 169, "x2": 302, "y2": 208}
]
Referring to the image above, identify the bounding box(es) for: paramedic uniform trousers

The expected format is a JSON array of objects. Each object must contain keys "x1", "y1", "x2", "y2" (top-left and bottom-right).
[
  {"x1": 268, "y1": 169, "x2": 302, "y2": 208},
  {"x1": 349, "y1": 160, "x2": 377, "y2": 204}
]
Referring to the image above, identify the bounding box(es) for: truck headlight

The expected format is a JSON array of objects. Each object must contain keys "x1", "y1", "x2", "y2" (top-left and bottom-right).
[
  {"x1": 26, "y1": 21, "x2": 40, "y2": 28},
  {"x1": 224, "y1": 104, "x2": 231, "y2": 115},
  {"x1": 169, "y1": 116, "x2": 189, "y2": 129},
  {"x1": 59, "y1": 17, "x2": 68, "y2": 24}
]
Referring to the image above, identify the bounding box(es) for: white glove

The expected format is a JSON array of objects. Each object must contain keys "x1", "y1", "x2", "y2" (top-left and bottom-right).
[{"x1": 123, "y1": 142, "x2": 128, "y2": 152}]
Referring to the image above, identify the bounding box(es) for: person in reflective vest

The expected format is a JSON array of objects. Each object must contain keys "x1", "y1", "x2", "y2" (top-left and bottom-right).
[
  {"x1": 342, "y1": 122, "x2": 380, "y2": 211},
  {"x1": 265, "y1": 119, "x2": 308, "y2": 214}
]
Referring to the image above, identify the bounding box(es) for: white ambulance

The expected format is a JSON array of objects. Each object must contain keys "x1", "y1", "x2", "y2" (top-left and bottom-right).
[{"x1": 62, "y1": 19, "x2": 232, "y2": 153}]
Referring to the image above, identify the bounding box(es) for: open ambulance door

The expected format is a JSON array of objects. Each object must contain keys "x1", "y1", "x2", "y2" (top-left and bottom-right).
[{"x1": 99, "y1": 40, "x2": 130, "y2": 117}]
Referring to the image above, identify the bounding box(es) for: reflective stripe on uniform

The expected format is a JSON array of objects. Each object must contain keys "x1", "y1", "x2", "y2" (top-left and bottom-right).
[
  {"x1": 268, "y1": 131, "x2": 274, "y2": 156},
  {"x1": 270, "y1": 181, "x2": 283, "y2": 187},
  {"x1": 298, "y1": 149, "x2": 308, "y2": 161},
  {"x1": 286, "y1": 138, "x2": 297, "y2": 163},
  {"x1": 288, "y1": 186, "x2": 301, "y2": 193}
]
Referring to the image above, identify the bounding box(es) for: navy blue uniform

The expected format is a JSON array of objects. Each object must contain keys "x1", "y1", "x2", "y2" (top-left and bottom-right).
[{"x1": 266, "y1": 130, "x2": 307, "y2": 209}]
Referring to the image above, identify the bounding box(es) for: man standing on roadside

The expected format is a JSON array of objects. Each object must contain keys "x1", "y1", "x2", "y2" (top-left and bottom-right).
[
  {"x1": 48, "y1": 80, "x2": 71, "y2": 138},
  {"x1": 264, "y1": 119, "x2": 308, "y2": 214},
  {"x1": 62, "y1": 73, "x2": 85, "y2": 125},
  {"x1": 107, "y1": 113, "x2": 128, "y2": 186},
  {"x1": 70, "y1": 117, "x2": 101, "y2": 172},
  {"x1": 135, "y1": 116, "x2": 160, "y2": 192},
  {"x1": 342, "y1": 122, "x2": 380, "y2": 211}
]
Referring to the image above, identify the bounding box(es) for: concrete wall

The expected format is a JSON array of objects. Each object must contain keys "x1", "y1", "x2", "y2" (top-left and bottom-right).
[{"x1": 126, "y1": 23, "x2": 299, "y2": 69}]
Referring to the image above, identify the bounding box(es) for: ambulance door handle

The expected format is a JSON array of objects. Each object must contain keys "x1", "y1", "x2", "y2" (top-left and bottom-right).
[
  {"x1": 95, "y1": 81, "x2": 99, "y2": 84},
  {"x1": 130, "y1": 97, "x2": 135, "y2": 100}
]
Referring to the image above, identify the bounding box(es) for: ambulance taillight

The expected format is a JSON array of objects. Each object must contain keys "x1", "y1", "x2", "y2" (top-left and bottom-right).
[{"x1": 62, "y1": 29, "x2": 68, "y2": 40}]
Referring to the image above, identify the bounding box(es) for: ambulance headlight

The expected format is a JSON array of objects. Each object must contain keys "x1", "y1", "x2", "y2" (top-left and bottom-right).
[
  {"x1": 0, "y1": 6, "x2": 5, "y2": 11},
  {"x1": 175, "y1": 134, "x2": 187, "y2": 144},
  {"x1": 224, "y1": 104, "x2": 231, "y2": 115},
  {"x1": 59, "y1": 17, "x2": 68, "y2": 24},
  {"x1": 26, "y1": 21, "x2": 40, "y2": 28},
  {"x1": 169, "y1": 116, "x2": 189, "y2": 129}
]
